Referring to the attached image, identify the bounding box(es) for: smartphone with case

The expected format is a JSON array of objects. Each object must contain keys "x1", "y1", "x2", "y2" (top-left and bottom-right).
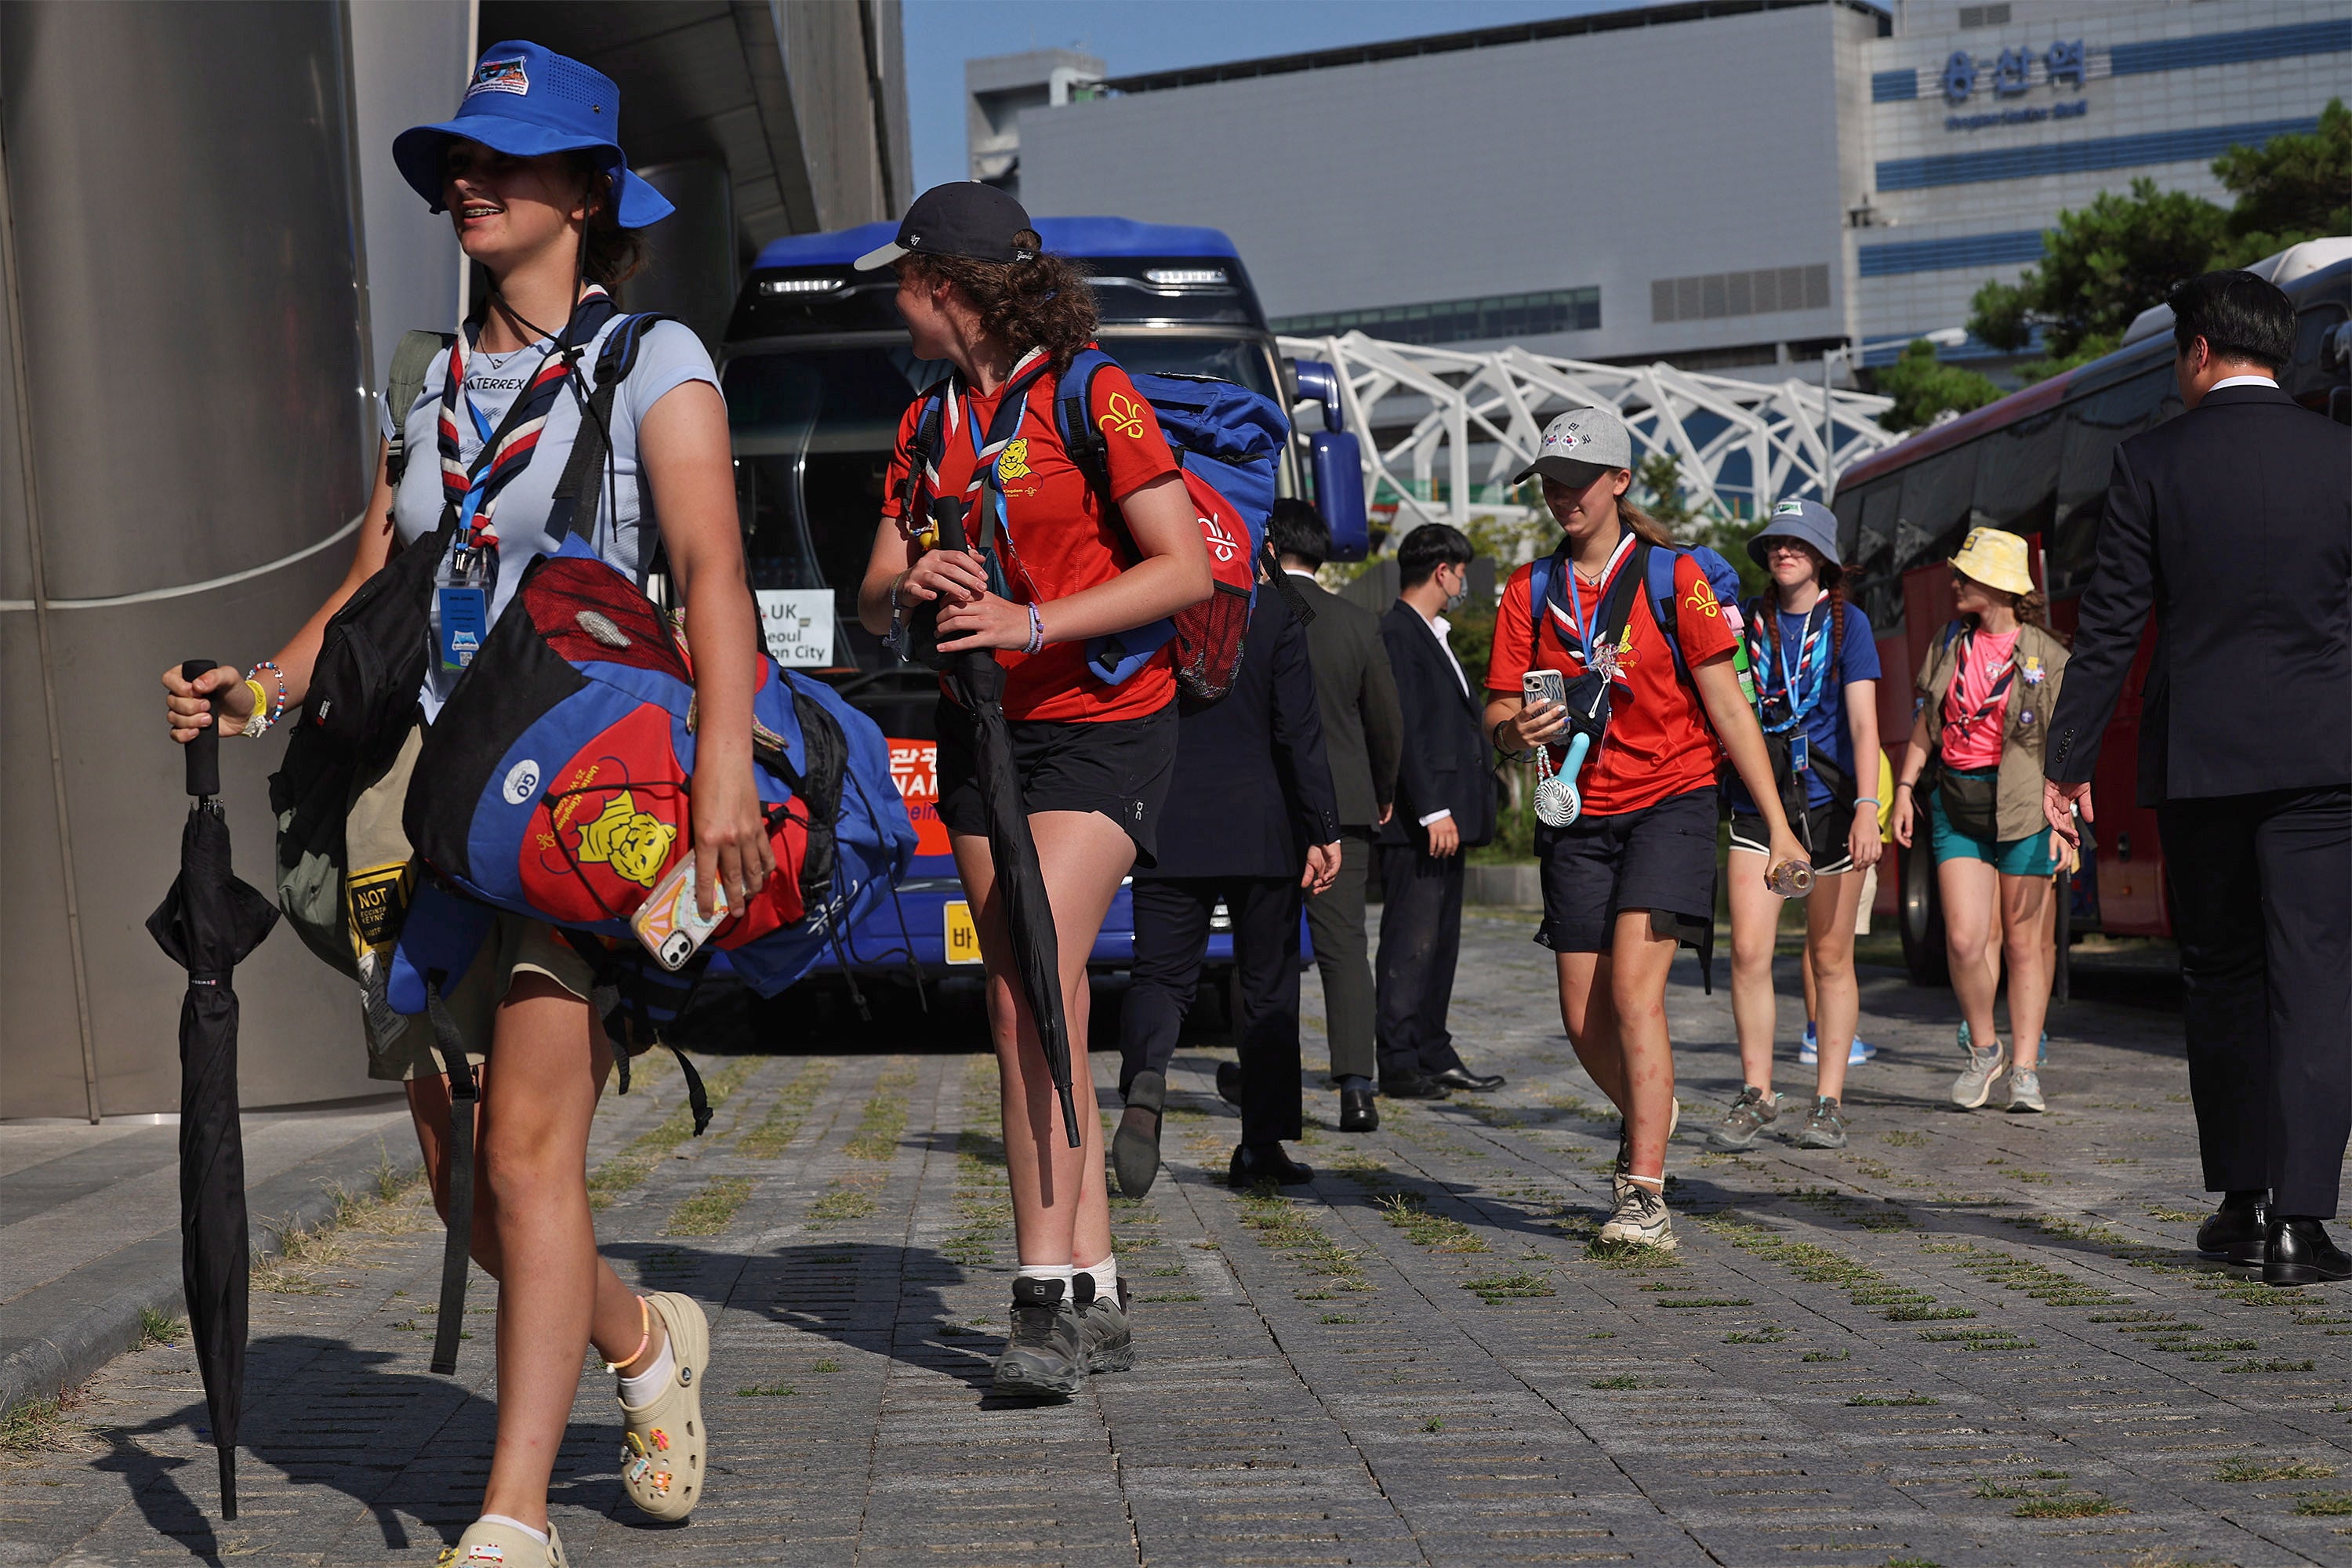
[
  {"x1": 1523, "y1": 669, "x2": 1567, "y2": 711},
  {"x1": 631, "y1": 858, "x2": 728, "y2": 972}
]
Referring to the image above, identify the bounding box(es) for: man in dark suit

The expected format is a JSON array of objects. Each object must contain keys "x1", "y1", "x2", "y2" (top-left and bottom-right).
[
  {"x1": 1377, "y1": 524, "x2": 1505, "y2": 1099},
  {"x1": 1113, "y1": 586, "x2": 1342, "y2": 1194},
  {"x1": 2044, "y1": 270, "x2": 2352, "y2": 1286},
  {"x1": 1272, "y1": 499, "x2": 1404, "y2": 1133}
]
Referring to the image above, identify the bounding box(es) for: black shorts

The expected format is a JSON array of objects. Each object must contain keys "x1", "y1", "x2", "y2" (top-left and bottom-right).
[
  {"x1": 1534, "y1": 786, "x2": 1719, "y2": 953},
  {"x1": 935, "y1": 696, "x2": 1178, "y2": 867},
  {"x1": 1730, "y1": 799, "x2": 1857, "y2": 876}
]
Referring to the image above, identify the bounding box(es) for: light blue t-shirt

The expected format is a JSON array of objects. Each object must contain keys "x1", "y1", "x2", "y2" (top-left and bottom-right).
[{"x1": 382, "y1": 315, "x2": 719, "y2": 717}]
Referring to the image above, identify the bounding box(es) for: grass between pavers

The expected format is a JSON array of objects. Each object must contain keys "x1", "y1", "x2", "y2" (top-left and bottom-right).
[
  {"x1": 665, "y1": 1176, "x2": 754, "y2": 1237},
  {"x1": 252, "y1": 1149, "x2": 432, "y2": 1294},
  {"x1": 943, "y1": 1056, "x2": 1012, "y2": 1269},
  {"x1": 137, "y1": 1307, "x2": 187, "y2": 1348},
  {"x1": 844, "y1": 1056, "x2": 919, "y2": 1161},
  {"x1": 1917, "y1": 1240, "x2": 2132, "y2": 1309},
  {"x1": 736, "y1": 1058, "x2": 839, "y2": 1158},
  {"x1": 0, "y1": 1392, "x2": 81, "y2": 1461},
  {"x1": 2214, "y1": 1454, "x2": 2338, "y2": 1482},
  {"x1": 1375, "y1": 1192, "x2": 1490, "y2": 1253},
  {"x1": 1704, "y1": 1215, "x2": 1973, "y2": 1322},
  {"x1": 1234, "y1": 1189, "x2": 1370, "y2": 1296},
  {"x1": 587, "y1": 1054, "x2": 760, "y2": 1210}
]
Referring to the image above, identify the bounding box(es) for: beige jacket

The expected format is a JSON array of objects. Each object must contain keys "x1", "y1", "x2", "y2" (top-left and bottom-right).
[{"x1": 1915, "y1": 620, "x2": 2070, "y2": 844}]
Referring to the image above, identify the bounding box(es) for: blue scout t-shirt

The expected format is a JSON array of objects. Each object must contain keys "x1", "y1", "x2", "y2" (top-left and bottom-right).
[
  {"x1": 382, "y1": 315, "x2": 719, "y2": 719},
  {"x1": 1728, "y1": 597, "x2": 1882, "y2": 812}
]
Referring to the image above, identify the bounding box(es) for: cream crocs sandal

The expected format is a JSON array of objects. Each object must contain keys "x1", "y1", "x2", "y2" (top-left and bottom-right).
[
  {"x1": 617, "y1": 1291, "x2": 709, "y2": 1520},
  {"x1": 437, "y1": 1518, "x2": 566, "y2": 1568}
]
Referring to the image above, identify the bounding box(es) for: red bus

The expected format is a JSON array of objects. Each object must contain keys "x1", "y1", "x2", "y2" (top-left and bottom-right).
[{"x1": 1831, "y1": 250, "x2": 2352, "y2": 984}]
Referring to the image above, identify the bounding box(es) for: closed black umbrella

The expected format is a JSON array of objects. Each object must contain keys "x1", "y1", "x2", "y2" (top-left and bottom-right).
[
  {"x1": 147, "y1": 659, "x2": 279, "y2": 1519},
  {"x1": 920, "y1": 516, "x2": 1082, "y2": 1148}
]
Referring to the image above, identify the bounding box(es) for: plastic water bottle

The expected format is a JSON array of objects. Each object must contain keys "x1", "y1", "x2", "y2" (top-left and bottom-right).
[{"x1": 1766, "y1": 860, "x2": 1815, "y2": 899}]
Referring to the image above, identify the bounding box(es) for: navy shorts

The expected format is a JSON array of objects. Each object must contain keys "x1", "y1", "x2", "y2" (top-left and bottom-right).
[
  {"x1": 935, "y1": 697, "x2": 1178, "y2": 868},
  {"x1": 1534, "y1": 786, "x2": 1719, "y2": 953}
]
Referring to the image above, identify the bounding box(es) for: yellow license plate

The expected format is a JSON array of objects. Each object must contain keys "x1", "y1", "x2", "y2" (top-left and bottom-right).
[{"x1": 943, "y1": 899, "x2": 982, "y2": 965}]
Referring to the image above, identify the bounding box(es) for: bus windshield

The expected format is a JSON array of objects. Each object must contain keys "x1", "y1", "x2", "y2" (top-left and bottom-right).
[{"x1": 726, "y1": 333, "x2": 1278, "y2": 671}]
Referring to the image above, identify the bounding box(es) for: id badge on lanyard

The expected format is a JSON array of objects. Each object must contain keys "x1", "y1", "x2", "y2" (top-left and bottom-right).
[{"x1": 437, "y1": 397, "x2": 497, "y2": 672}]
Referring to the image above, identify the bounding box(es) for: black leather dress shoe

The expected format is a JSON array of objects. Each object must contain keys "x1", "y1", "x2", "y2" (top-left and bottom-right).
[
  {"x1": 1217, "y1": 1061, "x2": 1243, "y2": 1108},
  {"x1": 1435, "y1": 1066, "x2": 1507, "y2": 1093},
  {"x1": 1338, "y1": 1088, "x2": 1379, "y2": 1133},
  {"x1": 1112, "y1": 1071, "x2": 1166, "y2": 1199},
  {"x1": 1229, "y1": 1143, "x2": 1314, "y2": 1187},
  {"x1": 1380, "y1": 1073, "x2": 1451, "y2": 1101},
  {"x1": 2195, "y1": 1191, "x2": 2269, "y2": 1265},
  {"x1": 2264, "y1": 1217, "x2": 2352, "y2": 1287}
]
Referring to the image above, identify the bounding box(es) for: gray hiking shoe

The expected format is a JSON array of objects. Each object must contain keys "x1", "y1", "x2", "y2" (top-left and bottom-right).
[
  {"x1": 1707, "y1": 1086, "x2": 1781, "y2": 1151},
  {"x1": 1793, "y1": 1095, "x2": 1849, "y2": 1149},
  {"x1": 1080, "y1": 1277, "x2": 1133, "y2": 1374},
  {"x1": 1598, "y1": 1180, "x2": 1676, "y2": 1250},
  {"x1": 1951, "y1": 1039, "x2": 2006, "y2": 1109},
  {"x1": 2006, "y1": 1069, "x2": 2046, "y2": 1114},
  {"x1": 991, "y1": 1277, "x2": 1085, "y2": 1399}
]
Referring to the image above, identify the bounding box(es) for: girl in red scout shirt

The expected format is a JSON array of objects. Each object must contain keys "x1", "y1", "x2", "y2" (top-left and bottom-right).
[
  {"x1": 1484, "y1": 408, "x2": 1806, "y2": 1252},
  {"x1": 856, "y1": 185, "x2": 1211, "y2": 1399}
]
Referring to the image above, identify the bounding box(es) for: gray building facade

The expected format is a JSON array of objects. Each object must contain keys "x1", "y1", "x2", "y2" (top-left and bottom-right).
[{"x1": 993, "y1": 0, "x2": 2351, "y2": 376}]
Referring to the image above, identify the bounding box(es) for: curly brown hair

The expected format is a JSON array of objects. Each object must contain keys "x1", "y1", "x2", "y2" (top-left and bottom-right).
[{"x1": 904, "y1": 230, "x2": 1099, "y2": 370}]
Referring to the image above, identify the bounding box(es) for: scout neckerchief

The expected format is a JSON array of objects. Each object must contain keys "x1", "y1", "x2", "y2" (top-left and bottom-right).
[
  {"x1": 1942, "y1": 627, "x2": 2017, "y2": 750},
  {"x1": 1542, "y1": 532, "x2": 1639, "y2": 681},
  {"x1": 920, "y1": 347, "x2": 1051, "y2": 599},
  {"x1": 430, "y1": 286, "x2": 618, "y2": 670},
  {"x1": 1753, "y1": 599, "x2": 1831, "y2": 734}
]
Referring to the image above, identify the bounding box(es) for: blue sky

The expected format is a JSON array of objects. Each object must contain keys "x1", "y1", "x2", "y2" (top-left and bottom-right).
[{"x1": 902, "y1": 1, "x2": 1622, "y2": 195}]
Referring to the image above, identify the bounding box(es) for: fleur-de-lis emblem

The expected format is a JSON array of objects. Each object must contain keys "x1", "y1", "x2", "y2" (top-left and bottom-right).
[
  {"x1": 1098, "y1": 391, "x2": 1149, "y2": 440},
  {"x1": 1684, "y1": 579, "x2": 1721, "y2": 619}
]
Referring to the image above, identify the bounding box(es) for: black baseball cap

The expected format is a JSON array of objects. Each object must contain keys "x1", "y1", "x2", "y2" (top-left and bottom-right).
[{"x1": 855, "y1": 183, "x2": 1038, "y2": 270}]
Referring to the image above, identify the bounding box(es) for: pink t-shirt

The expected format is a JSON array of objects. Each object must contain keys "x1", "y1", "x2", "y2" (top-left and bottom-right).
[{"x1": 1940, "y1": 628, "x2": 2018, "y2": 770}]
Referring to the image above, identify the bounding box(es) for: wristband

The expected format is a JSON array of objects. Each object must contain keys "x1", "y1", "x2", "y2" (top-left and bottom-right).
[
  {"x1": 241, "y1": 680, "x2": 271, "y2": 738},
  {"x1": 1893, "y1": 781, "x2": 1915, "y2": 794},
  {"x1": 1853, "y1": 796, "x2": 1880, "y2": 808},
  {"x1": 1024, "y1": 603, "x2": 1046, "y2": 655}
]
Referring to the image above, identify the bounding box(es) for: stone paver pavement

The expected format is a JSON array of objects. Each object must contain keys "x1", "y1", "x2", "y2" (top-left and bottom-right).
[{"x1": 7, "y1": 912, "x2": 2351, "y2": 1566}]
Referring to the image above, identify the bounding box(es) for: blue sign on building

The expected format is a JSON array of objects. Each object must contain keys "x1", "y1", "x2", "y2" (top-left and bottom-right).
[{"x1": 1940, "y1": 41, "x2": 2086, "y2": 104}]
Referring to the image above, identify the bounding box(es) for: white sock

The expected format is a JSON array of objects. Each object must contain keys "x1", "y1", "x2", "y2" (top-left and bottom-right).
[
  {"x1": 1074, "y1": 1254, "x2": 1117, "y2": 1301},
  {"x1": 1015, "y1": 1261, "x2": 1076, "y2": 1294},
  {"x1": 479, "y1": 1514, "x2": 548, "y2": 1546},
  {"x1": 618, "y1": 1338, "x2": 674, "y2": 1405}
]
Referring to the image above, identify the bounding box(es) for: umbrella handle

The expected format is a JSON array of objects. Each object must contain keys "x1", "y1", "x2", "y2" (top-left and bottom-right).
[{"x1": 181, "y1": 657, "x2": 220, "y2": 798}]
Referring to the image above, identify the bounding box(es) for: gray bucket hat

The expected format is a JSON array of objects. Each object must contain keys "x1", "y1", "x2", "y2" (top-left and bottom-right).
[
  {"x1": 1749, "y1": 497, "x2": 1841, "y2": 570},
  {"x1": 1512, "y1": 407, "x2": 1632, "y2": 488}
]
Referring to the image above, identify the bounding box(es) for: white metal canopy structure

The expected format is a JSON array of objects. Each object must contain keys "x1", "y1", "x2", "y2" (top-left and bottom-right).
[{"x1": 1277, "y1": 332, "x2": 1903, "y2": 529}]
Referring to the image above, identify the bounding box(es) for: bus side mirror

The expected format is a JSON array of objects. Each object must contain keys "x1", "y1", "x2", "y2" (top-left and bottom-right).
[{"x1": 1311, "y1": 430, "x2": 1369, "y2": 562}]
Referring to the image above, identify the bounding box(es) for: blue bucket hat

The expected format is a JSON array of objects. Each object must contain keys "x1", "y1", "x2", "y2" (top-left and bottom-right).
[
  {"x1": 1749, "y1": 497, "x2": 1842, "y2": 570},
  {"x1": 393, "y1": 41, "x2": 674, "y2": 229}
]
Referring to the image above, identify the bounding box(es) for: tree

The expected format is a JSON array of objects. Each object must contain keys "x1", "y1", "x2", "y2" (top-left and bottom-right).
[
  {"x1": 1966, "y1": 178, "x2": 2229, "y2": 360},
  {"x1": 2214, "y1": 97, "x2": 2352, "y2": 257},
  {"x1": 1873, "y1": 339, "x2": 2003, "y2": 434}
]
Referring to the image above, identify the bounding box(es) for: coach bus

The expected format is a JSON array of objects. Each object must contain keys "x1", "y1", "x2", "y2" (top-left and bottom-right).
[
  {"x1": 720, "y1": 216, "x2": 1368, "y2": 994},
  {"x1": 1831, "y1": 243, "x2": 2351, "y2": 984}
]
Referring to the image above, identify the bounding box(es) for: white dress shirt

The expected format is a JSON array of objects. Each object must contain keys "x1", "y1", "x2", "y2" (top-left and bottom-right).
[
  {"x1": 2209, "y1": 374, "x2": 2279, "y2": 392},
  {"x1": 1413, "y1": 602, "x2": 1468, "y2": 826}
]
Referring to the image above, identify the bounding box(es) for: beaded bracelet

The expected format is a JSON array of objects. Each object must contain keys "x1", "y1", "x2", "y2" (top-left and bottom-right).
[
  {"x1": 1024, "y1": 603, "x2": 1046, "y2": 655},
  {"x1": 245, "y1": 659, "x2": 289, "y2": 739}
]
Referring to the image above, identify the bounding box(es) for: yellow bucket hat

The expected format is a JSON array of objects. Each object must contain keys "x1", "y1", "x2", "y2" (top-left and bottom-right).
[{"x1": 1951, "y1": 526, "x2": 2034, "y2": 597}]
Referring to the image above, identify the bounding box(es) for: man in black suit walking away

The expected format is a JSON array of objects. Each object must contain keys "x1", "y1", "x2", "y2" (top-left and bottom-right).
[
  {"x1": 1113, "y1": 586, "x2": 1343, "y2": 1194},
  {"x1": 1377, "y1": 524, "x2": 1506, "y2": 1100},
  {"x1": 1272, "y1": 499, "x2": 1404, "y2": 1133},
  {"x1": 2044, "y1": 270, "x2": 2352, "y2": 1286}
]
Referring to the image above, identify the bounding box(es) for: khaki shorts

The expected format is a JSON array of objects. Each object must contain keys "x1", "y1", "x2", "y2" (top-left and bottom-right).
[{"x1": 352, "y1": 726, "x2": 597, "y2": 1083}]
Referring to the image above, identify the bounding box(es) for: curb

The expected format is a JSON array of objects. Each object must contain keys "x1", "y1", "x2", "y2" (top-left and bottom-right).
[{"x1": 0, "y1": 1127, "x2": 423, "y2": 1421}]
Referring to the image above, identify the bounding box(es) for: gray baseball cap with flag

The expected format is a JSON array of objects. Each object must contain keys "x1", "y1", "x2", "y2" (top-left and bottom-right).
[{"x1": 1512, "y1": 407, "x2": 1633, "y2": 488}]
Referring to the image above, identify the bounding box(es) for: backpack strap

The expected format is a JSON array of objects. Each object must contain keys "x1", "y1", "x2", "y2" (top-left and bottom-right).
[
  {"x1": 1054, "y1": 347, "x2": 1117, "y2": 507},
  {"x1": 383, "y1": 329, "x2": 456, "y2": 491},
  {"x1": 546, "y1": 312, "x2": 679, "y2": 545}
]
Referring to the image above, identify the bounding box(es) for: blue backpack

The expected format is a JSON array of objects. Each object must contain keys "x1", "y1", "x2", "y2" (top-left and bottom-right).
[{"x1": 1051, "y1": 347, "x2": 1295, "y2": 696}]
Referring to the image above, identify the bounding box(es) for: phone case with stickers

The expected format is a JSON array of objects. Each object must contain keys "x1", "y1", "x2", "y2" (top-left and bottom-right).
[{"x1": 630, "y1": 858, "x2": 728, "y2": 972}]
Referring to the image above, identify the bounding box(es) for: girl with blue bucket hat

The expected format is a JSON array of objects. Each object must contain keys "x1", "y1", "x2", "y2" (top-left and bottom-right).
[{"x1": 164, "y1": 42, "x2": 753, "y2": 1564}]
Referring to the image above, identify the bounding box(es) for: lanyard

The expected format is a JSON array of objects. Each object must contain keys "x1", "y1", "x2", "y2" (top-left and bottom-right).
[
  {"x1": 1755, "y1": 603, "x2": 1830, "y2": 732},
  {"x1": 1944, "y1": 631, "x2": 2016, "y2": 741},
  {"x1": 1550, "y1": 534, "x2": 1638, "y2": 669}
]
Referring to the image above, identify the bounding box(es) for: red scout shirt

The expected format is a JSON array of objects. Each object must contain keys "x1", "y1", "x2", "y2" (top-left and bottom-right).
[
  {"x1": 884, "y1": 350, "x2": 1181, "y2": 723},
  {"x1": 1485, "y1": 546, "x2": 1739, "y2": 817}
]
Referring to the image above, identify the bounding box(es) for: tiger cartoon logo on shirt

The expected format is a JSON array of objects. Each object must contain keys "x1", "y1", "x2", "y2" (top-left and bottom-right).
[{"x1": 996, "y1": 437, "x2": 1032, "y2": 480}]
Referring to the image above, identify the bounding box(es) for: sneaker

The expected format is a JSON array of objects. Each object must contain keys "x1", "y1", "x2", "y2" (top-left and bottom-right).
[
  {"x1": 617, "y1": 1291, "x2": 709, "y2": 1521},
  {"x1": 438, "y1": 1519, "x2": 567, "y2": 1568},
  {"x1": 2006, "y1": 1069, "x2": 2046, "y2": 1114},
  {"x1": 992, "y1": 1276, "x2": 1085, "y2": 1399},
  {"x1": 1080, "y1": 1277, "x2": 1134, "y2": 1374},
  {"x1": 1801, "y1": 1023, "x2": 1876, "y2": 1065},
  {"x1": 1706, "y1": 1086, "x2": 1781, "y2": 1151},
  {"x1": 1969, "y1": 1020, "x2": 2052, "y2": 1068},
  {"x1": 1598, "y1": 1180, "x2": 1676, "y2": 1250},
  {"x1": 1793, "y1": 1095, "x2": 1849, "y2": 1149},
  {"x1": 1951, "y1": 1039, "x2": 2007, "y2": 1109}
]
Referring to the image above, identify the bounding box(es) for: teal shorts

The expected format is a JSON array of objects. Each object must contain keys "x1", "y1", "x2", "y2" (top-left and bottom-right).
[{"x1": 1928, "y1": 789, "x2": 2058, "y2": 877}]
